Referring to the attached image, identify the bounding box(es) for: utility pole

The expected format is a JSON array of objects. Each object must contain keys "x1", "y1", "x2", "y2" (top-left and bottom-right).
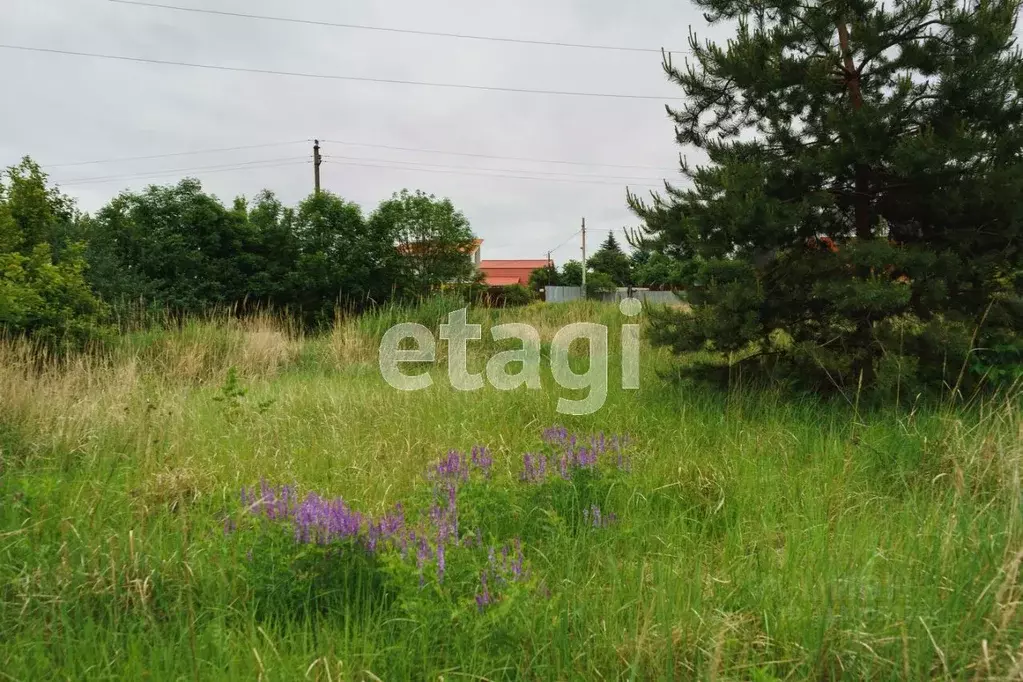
[
  {"x1": 580, "y1": 217, "x2": 587, "y2": 299},
  {"x1": 313, "y1": 139, "x2": 322, "y2": 195}
]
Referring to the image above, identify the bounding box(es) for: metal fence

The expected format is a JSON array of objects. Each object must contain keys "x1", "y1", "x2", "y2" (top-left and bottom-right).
[{"x1": 543, "y1": 286, "x2": 685, "y2": 306}]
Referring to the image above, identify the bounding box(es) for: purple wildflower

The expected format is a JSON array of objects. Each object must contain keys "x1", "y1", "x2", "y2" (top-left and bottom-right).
[
  {"x1": 521, "y1": 452, "x2": 550, "y2": 483},
  {"x1": 532, "y1": 427, "x2": 635, "y2": 481},
  {"x1": 470, "y1": 445, "x2": 493, "y2": 477},
  {"x1": 476, "y1": 571, "x2": 491, "y2": 611},
  {"x1": 541, "y1": 425, "x2": 569, "y2": 445},
  {"x1": 558, "y1": 454, "x2": 570, "y2": 480},
  {"x1": 430, "y1": 449, "x2": 469, "y2": 485},
  {"x1": 510, "y1": 538, "x2": 524, "y2": 579},
  {"x1": 584, "y1": 504, "x2": 617, "y2": 528},
  {"x1": 415, "y1": 535, "x2": 430, "y2": 588}
]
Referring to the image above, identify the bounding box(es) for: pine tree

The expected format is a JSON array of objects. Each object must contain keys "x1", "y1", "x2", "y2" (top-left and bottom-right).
[
  {"x1": 587, "y1": 232, "x2": 633, "y2": 285},
  {"x1": 631, "y1": 0, "x2": 1023, "y2": 390},
  {"x1": 600, "y1": 233, "x2": 622, "y2": 253}
]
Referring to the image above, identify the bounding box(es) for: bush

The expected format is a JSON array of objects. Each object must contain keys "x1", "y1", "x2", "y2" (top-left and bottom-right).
[
  {"x1": 0, "y1": 159, "x2": 111, "y2": 350},
  {"x1": 500, "y1": 284, "x2": 537, "y2": 307},
  {"x1": 584, "y1": 271, "x2": 617, "y2": 298}
]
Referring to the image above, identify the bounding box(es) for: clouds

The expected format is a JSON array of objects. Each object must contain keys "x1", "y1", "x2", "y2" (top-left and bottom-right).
[{"x1": 1, "y1": 0, "x2": 719, "y2": 260}]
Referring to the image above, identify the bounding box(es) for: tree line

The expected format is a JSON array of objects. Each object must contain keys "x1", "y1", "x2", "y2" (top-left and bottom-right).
[
  {"x1": 527, "y1": 232, "x2": 695, "y2": 295},
  {"x1": 1, "y1": 158, "x2": 482, "y2": 346}
]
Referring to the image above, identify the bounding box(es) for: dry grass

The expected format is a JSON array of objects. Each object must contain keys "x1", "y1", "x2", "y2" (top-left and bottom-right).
[
  {"x1": 327, "y1": 321, "x2": 378, "y2": 366},
  {"x1": 127, "y1": 314, "x2": 303, "y2": 383}
]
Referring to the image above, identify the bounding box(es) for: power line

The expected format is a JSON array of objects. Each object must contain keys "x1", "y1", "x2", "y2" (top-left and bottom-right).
[
  {"x1": 109, "y1": 0, "x2": 685, "y2": 55},
  {"x1": 45, "y1": 140, "x2": 308, "y2": 168},
  {"x1": 47, "y1": 137, "x2": 678, "y2": 175},
  {"x1": 321, "y1": 158, "x2": 662, "y2": 187},
  {"x1": 321, "y1": 154, "x2": 666, "y2": 182},
  {"x1": 59, "y1": 157, "x2": 310, "y2": 185},
  {"x1": 0, "y1": 44, "x2": 673, "y2": 101},
  {"x1": 320, "y1": 138, "x2": 677, "y2": 171},
  {"x1": 547, "y1": 229, "x2": 582, "y2": 255}
]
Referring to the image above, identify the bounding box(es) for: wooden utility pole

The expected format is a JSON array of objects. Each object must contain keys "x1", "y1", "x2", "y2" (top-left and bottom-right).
[
  {"x1": 580, "y1": 217, "x2": 587, "y2": 299},
  {"x1": 313, "y1": 139, "x2": 322, "y2": 195}
]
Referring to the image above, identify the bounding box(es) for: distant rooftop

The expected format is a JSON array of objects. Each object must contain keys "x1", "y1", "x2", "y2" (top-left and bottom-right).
[{"x1": 478, "y1": 259, "x2": 551, "y2": 286}]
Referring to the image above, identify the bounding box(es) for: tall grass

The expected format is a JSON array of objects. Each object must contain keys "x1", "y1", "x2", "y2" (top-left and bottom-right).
[{"x1": 0, "y1": 300, "x2": 1021, "y2": 680}]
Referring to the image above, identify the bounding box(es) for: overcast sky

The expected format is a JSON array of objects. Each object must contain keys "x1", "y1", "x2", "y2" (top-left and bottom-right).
[{"x1": 2, "y1": 0, "x2": 732, "y2": 261}]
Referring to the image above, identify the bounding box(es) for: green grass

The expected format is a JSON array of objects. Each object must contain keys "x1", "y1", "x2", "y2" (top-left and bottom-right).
[{"x1": 0, "y1": 302, "x2": 1021, "y2": 680}]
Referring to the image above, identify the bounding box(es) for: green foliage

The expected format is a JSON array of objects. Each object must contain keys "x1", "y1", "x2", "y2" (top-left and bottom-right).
[
  {"x1": 632, "y1": 251, "x2": 690, "y2": 290},
  {"x1": 498, "y1": 284, "x2": 538, "y2": 307},
  {"x1": 85, "y1": 181, "x2": 403, "y2": 325},
  {"x1": 85, "y1": 179, "x2": 269, "y2": 315},
  {"x1": 584, "y1": 271, "x2": 617, "y2": 298},
  {"x1": 586, "y1": 233, "x2": 632, "y2": 286},
  {"x1": 527, "y1": 263, "x2": 560, "y2": 290},
  {"x1": 237, "y1": 524, "x2": 393, "y2": 620},
  {"x1": 630, "y1": 0, "x2": 1023, "y2": 392},
  {"x1": 370, "y1": 189, "x2": 479, "y2": 297},
  {"x1": 560, "y1": 260, "x2": 583, "y2": 286},
  {"x1": 0, "y1": 159, "x2": 110, "y2": 349},
  {"x1": 289, "y1": 191, "x2": 401, "y2": 324}
]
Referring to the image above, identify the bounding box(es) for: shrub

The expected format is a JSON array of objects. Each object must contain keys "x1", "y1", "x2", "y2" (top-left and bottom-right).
[
  {"x1": 0, "y1": 159, "x2": 111, "y2": 350},
  {"x1": 500, "y1": 284, "x2": 537, "y2": 307}
]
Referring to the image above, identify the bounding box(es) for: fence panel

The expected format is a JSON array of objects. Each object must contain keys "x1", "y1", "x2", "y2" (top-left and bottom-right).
[{"x1": 543, "y1": 286, "x2": 583, "y2": 303}]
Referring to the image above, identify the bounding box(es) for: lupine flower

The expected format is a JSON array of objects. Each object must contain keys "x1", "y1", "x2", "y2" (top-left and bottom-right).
[
  {"x1": 583, "y1": 505, "x2": 617, "y2": 528},
  {"x1": 415, "y1": 535, "x2": 431, "y2": 587},
  {"x1": 239, "y1": 435, "x2": 546, "y2": 599},
  {"x1": 531, "y1": 426, "x2": 634, "y2": 482},
  {"x1": 510, "y1": 538, "x2": 524, "y2": 579},
  {"x1": 476, "y1": 539, "x2": 529, "y2": 611},
  {"x1": 476, "y1": 571, "x2": 491, "y2": 611},
  {"x1": 430, "y1": 450, "x2": 469, "y2": 485},
  {"x1": 541, "y1": 425, "x2": 569, "y2": 445},
  {"x1": 521, "y1": 452, "x2": 550, "y2": 483},
  {"x1": 558, "y1": 454, "x2": 570, "y2": 480},
  {"x1": 470, "y1": 445, "x2": 493, "y2": 477}
]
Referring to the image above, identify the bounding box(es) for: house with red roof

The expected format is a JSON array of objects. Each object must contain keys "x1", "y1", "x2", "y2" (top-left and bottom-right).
[
  {"x1": 478, "y1": 259, "x2": 552, "y2": 286},
  {"x1": 395, "y1": 237, "x2": 550, "y2": 287}
]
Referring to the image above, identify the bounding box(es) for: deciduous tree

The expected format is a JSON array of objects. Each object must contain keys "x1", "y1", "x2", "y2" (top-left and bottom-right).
[{"x1": 370, "y1": 189, "x2": 478, "y2": 296}]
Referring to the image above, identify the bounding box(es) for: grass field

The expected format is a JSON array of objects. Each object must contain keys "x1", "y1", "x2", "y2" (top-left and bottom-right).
[{"x1": 1, "y1": 301, "x2": 1021, "y2": 680}]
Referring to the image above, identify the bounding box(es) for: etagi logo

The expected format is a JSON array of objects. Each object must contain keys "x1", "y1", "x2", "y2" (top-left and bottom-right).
[{"x1": 378, "y1": 298, "x2": 642, "y2": 416}]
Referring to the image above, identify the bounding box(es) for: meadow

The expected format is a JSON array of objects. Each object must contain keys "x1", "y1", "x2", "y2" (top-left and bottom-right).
[{"x1": 1, "y1": 300, "x2": 1021, "y2": 680}]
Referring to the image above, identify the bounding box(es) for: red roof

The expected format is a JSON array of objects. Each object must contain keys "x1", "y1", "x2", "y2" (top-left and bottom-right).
[
  {"x1": 486, "y1": 276, "x2": 524, "y2": 286},
  {"x1": 478, "y1": 259, "x2": 551, "y2": 286}
]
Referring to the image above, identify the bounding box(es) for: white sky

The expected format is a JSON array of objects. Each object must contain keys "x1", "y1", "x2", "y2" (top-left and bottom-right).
[{"x1": 2, "y1": 0, "x2": 733, "y2": 261}]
